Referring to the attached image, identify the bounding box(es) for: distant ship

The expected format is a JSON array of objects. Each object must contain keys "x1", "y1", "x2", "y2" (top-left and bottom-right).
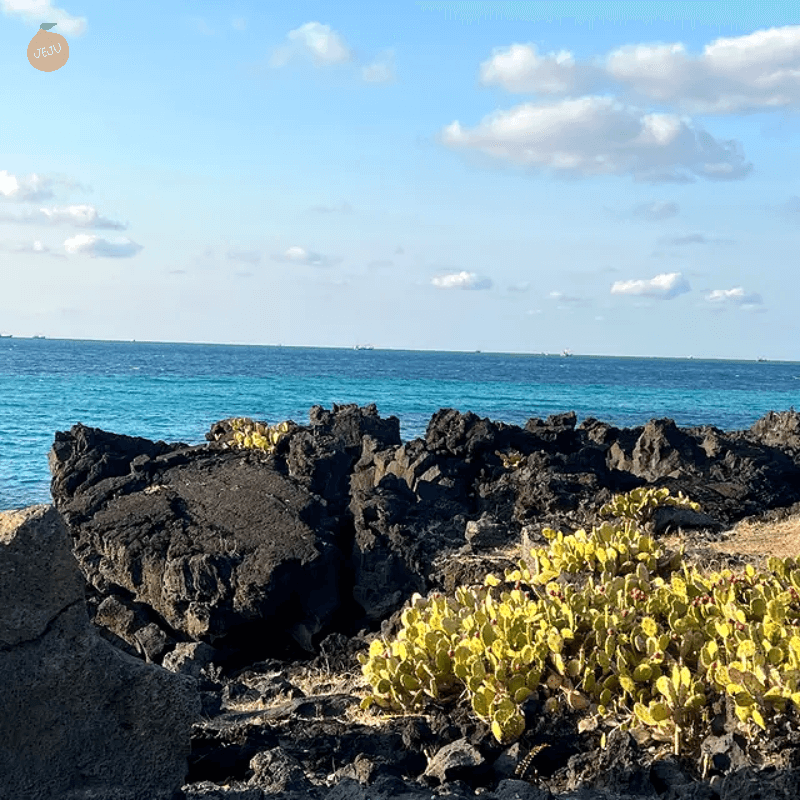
[
  {"x1": 757, "y1": 357, "x2": 768, "y2": 362},
  {"x1": 354, "y1": 344, "x2": 374, "y2": 350},
  {"x1": 0, "y1": 333, "x2": 12, "y2": 339},
  {"x1": 32, "y1": 335, "x2": 45, "y2": 340},
  {"x1": 561, "y1": 349, "x2": 573, "y2": 357}
]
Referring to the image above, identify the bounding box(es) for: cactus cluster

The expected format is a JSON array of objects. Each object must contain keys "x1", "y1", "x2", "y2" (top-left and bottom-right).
[
  {"x1": 359, "y1": 488, "x2": 800, "y2": 755},
  {"x1": 229, "y1": 417, "x2": 291, "y2": 454},
  {"x1": 599, "y1": 486, "x2": 699, "y2": 526}
]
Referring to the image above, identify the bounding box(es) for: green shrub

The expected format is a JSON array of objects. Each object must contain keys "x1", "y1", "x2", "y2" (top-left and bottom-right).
[{"x1": 359, "y1": 488, "x2": 800, "y2": 754}]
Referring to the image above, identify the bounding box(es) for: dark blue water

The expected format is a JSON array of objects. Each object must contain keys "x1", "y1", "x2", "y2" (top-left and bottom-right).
[{"x1": 2, "y1": 337, "x2": 799, "y2": 510}]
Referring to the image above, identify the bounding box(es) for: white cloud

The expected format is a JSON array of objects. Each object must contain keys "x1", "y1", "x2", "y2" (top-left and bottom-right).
[
  {"x1": 606, "y1": 26, "x2": 800, "y2": 114},
  {"x1": 431, "y1": 271, "x2": 492, "y2": 290},
  {"x1": 0, "y1": 171, "x2": 16, "y2": 197},
  {"x1": 611, "y1": 271, "x2": 690, "y2": 299},
  {"x1": 227, "y1": 248, "x2": 261, "y2": 264},
  {"x1": 0, "y1": 204, "x2": 126, "y2": 229},
  {"x1": 63, "y1": 234, "x2": 143, "y2": 258},
  {"x1": 632, "y1": 201, "x2": 679, "y2": 221},
  {"x1": 1, "y1": 0, "x2": 86, "y2": 35},
  {"x1": 0, "y1": 239, "x2": 62, "y2": 256},
  {"x1": 271, "y1": 22, "x2": 352, "y2": 67},
  {"x1": 441, "y1": 97, "x2": 752, "y2": 183},
  {"x1": 231, "y1": 17, "x2": 246, "y2": 31},
  {"x1": 43, "y1": 205, "x2": 125, "y2": 229},
  {"x1": 479, "y1": 43, "x2": 603, "y2": 95},
  {"x1": 508, "y1": 281, "x2": 530, "y2": 292},
  {"x1": 0, "y1": 170, "x2": 60, "y2": 202},
  {"x1": 548, "y1": 290, "x2": 585, "y2": 304},
  {"x1": 705, "y1": 287, "x2": 763, "y2": 307},
  {"x1": 271, "y1": 245, "x2": 338, "y2": 267},
  {"x1": 362, "y1": 51, "x2": 396, "y2": 84},
  {"x1": 479, "y1": 26, "x2": 800, "y2": 115},
  {"x1": 269, "y1": 21, "x2": 392, "y2": 85},
  {"x1": 21, "y1": 239, "x2": 47, "y2": 253}
]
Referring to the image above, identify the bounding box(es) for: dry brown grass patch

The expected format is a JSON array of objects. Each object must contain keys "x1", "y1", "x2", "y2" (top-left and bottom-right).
[{"x1": 707, "y1": 514, "x2": 800, "y2": 565}]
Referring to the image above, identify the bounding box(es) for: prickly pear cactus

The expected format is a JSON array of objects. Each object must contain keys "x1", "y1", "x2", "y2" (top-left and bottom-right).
[
  {"x1": 360, "y1": 488, "x2": 800, "y2": 755},
  {"x1": 229, "y1": 417, "x2": 292, "y2": 454}
]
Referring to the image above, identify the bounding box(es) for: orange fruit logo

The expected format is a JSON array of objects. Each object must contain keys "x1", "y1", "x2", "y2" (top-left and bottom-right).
[{"x1": 28, "y1": 23, "x2": 69, "y2": 72}]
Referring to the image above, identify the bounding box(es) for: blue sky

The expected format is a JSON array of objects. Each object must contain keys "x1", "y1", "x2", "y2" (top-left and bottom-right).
[{"x1": 1, "y1": 1, "x2": 799, "y2": 359}]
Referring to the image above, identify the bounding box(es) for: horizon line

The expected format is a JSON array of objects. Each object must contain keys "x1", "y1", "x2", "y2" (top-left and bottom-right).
[{"x1": 0, "y1": 335, "x2": 794, "y2": 363}]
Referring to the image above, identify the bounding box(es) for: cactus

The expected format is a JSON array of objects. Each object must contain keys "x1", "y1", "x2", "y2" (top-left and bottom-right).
[
  {"x1": 229, "y1": 417, "x2": 292, "y2": 455},
  {"x1": 359, "y1": 488, "x2": 800, "y2": 754}
]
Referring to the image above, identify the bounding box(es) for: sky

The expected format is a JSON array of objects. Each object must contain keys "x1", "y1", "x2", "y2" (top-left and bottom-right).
[{"x1": 1, "y1": 1, "x2": 800, "y2": 359}]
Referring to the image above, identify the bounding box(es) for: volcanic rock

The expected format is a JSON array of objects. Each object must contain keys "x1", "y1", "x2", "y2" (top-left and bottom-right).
[
  {"x1": 50, "y1": 425, "x2": 345, "y2": 661},
  {"x1": 0, "y1": 504, "x2": 199, "y2": 800}
]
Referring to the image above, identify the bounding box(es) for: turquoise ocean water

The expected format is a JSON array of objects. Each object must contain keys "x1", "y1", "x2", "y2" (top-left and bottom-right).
[{"x1": 2, "y1": 337, "x2": 800, "y2": 511}]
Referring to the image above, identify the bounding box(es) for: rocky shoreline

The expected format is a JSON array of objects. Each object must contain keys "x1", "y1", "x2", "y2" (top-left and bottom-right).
[{"x1": 4, "y1": 404, "x2": 800, "y2": 799}]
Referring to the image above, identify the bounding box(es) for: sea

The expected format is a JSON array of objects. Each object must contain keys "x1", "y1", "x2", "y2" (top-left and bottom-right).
[{"x1": 2, "y1": 337, "x2": 799, "y2": 511}]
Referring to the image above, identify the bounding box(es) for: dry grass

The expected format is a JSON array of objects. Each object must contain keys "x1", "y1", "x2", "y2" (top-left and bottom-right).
[{"x1": 705, "y1": 513, "x2": 800, "y2": 565}]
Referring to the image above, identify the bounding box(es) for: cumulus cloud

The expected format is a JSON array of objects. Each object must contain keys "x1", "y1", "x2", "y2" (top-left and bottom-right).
[
  {"x1": 479, "y1": 27, "x2": 800, "y2": 115},
  {"x1": 0, "y1": 204, "x2": 126, "y2": 229},
  {"x1": 441, "y1": 97, "x2": 752, "y2": 183},
  {"x1": 431, "y1": 271, "x2": 492, "y2": 290},
  {"x1": 632, "y1": 201, "x2": 679, "y2": 221},
  {"x1": 0, "y1": 170, "x2": 62, "y2": 202},
  {"x1": 611, "y1": 271, "x2": 690, "y2": 299},
  {"x1": 271, "y1": 22, "x2": 352, "y2": 67},
  {"x1": 479, "y1": 43, "x2": 605, "y2": 95},
  {"x1": 606, "y1": 27, "x2": 800, "y2": 114},
  {"x1": 271, "y1": 245, "x2": 338, "y2": 267},
  {"x1": 1, "y1": 0, "x2": 86, "y2": 35},
  {"x1": 63, "y1": 234, "x2": 143, "y2": 258},
  {"x1": 705, "y1": 287, "x2": 763, "y2": 307}
]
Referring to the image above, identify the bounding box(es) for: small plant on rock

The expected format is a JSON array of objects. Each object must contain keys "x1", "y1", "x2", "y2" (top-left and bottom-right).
[{"x1": 229, "y1": 417, "x2": 292, "y2": 455}]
